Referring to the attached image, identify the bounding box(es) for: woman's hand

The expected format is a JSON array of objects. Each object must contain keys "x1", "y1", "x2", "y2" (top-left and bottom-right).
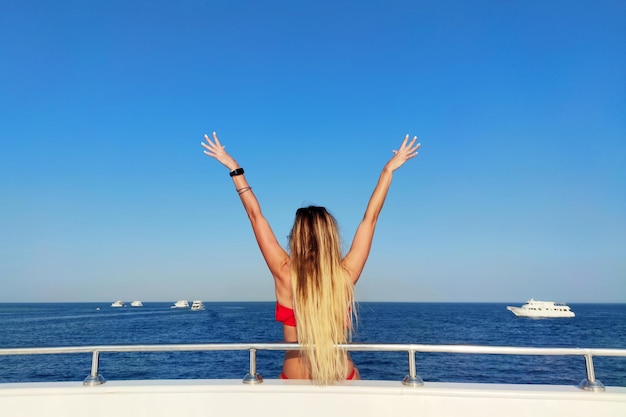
[
  {"x1": 201, "y1": 132, "x2": 239, "y2": 171},
  {"x1": 385, "y1": 134, "x2": 421, "y2": 172}
]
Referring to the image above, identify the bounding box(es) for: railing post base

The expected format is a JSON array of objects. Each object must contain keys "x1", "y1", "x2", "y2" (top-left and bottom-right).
[
  {"x1": 83, "y1": 374, "x2": 105, "y2": 386},
  {"x1": 242, "y1": 373, "x2": 263, "y2": 384},
  {"x1": 402, "y1": 374, "x2": 424, "y2": 387},
  {"x1": 578, "y1": 378, "x2": 605, "y2": 392}
]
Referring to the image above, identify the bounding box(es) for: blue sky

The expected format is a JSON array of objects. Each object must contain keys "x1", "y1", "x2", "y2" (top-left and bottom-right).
[{"x1": 1, "y1": 0, "x2": 624, "y2": 303}]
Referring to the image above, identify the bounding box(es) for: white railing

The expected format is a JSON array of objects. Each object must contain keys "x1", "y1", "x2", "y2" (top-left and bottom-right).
[{"x1": 1, "y1": 343, "x2": 625, "y2": 392}]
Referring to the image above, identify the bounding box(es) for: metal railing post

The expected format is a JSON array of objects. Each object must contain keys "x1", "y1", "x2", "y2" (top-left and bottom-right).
[
  {"x1": 83, "y1": 350, "x2": 106, "y2": 386},
  {"x1": 402, "y1": 349, "x2": 424, "y2": 387},
  {"x1": 578, "y1": 353, "x2": 605, "y2": 392},
  {"x1": 242, "y1": 348, "x2": 263, "y2": 384}
]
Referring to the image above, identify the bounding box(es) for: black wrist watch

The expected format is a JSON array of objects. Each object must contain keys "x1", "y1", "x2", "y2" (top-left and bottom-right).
[{"x1": 229, "y1": 168, "x2": 244, "y2": 177}]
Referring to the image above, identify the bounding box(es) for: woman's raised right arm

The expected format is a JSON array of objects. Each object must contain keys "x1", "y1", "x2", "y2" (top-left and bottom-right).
[{"x1": 342, "y1": 134, "x2": 420, "y2": 283}]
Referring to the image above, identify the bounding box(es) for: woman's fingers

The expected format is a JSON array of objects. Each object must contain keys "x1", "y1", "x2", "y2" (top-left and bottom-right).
[
  {"x1": 212, "y1": 131, "x2": 222, "y2": 148},
  {"x1": 203, "y1": 134, "x2": 215, "y2": 146},
  {"x1": 202, "y1": 133, "x2": 225, "y2": 153},
  {"x1": 400, "y1": 134, "x2": 409, "y2": 148},
  {"x1": 409, "y1": 139, "x2": 421, "y2": 154},
  {"x1": 395, "y1": 135, "x2": 420, "y2": 156},
  {"x1": 401, "y1": 135, "x2": 417, "y2": 150}
]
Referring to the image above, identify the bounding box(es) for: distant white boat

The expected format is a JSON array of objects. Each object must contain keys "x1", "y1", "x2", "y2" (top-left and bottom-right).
[
  {"x1": 191, "y1": 300, "x2": 205, "y2": 311},
  {"x1": 506, "y1": 299, "x2": 575, "y2": 318},
  {"x1": 171, "y1": 300, "x2": 189, "y2": 308},
  {"x1": 130, "y1": 301, "x2": 143, "y2": 307},
  {"x1": 111, "y1": 301, "x2": 124, "y2": 308}
]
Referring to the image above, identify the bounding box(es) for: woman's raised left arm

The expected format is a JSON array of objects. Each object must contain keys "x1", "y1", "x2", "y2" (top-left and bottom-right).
[{"x1": 201, "y1": 132, "x2": 289, "y2": 279}]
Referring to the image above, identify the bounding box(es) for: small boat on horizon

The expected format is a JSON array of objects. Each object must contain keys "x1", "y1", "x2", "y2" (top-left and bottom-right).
[
  {"x1": 191, "y1": 300, "x2": 205, "y2": 311},
  {"x1": 111, "y1": 300, "x2": 124, "y2": 307},
  {"x1": 506, "y1": 299, "x2": 575, "y2": 318},
  {"x1": 130, "y1": 301, "x2": 143, "y2": 307},
  {"x1": 171, "y1": 300, "x2": 189, "y2": 309}
]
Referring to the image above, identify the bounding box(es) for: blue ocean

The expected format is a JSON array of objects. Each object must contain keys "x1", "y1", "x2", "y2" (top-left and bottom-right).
[{"x1": 0, "y1": 302, "x2": 624, "y2": 386}]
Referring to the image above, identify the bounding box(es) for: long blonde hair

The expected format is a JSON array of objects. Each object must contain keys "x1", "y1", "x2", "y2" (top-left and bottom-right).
[{"x1": 288, "y1": 206, "x2": 355, "y2": 384}]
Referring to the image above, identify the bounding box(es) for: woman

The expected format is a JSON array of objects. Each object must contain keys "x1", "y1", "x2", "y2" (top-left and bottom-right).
[{"x1": 201, "y1": 132, "x2": 420, "y2": 384}]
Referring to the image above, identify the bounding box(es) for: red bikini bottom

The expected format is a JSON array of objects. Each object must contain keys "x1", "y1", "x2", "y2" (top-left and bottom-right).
[{"x1": 280, "y1": 368, "x2": 356, "y2": 380}]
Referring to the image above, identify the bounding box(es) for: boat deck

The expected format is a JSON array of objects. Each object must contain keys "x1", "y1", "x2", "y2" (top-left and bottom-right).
[
  {"x1": 1, "y1": 342, "x2": 625, "y2": 416},
  {"x1": 2, "y1": 379, "x2": 626, "y2": 417}
]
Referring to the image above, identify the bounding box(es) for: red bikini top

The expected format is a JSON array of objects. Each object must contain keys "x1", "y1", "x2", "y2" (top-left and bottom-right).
[
  {"x1": 275, "y1": 302, "x2": 351, "y2": 328},
  {"x1": 275, "y1": 302, "x2": 296, "y2": 327}
]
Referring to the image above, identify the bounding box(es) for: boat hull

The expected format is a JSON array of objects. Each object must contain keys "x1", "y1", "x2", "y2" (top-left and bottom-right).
[{"x1": 1, "y1": 379, "x2": 624, "y2": 417}]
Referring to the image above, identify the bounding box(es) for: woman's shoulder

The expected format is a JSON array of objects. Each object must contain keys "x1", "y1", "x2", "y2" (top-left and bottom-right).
[
  {"x1": 341, "y1": 262, "x2": 360, "y2": 284},
  {"x1": 273, "y1": 260, "x2": 292, "y2": 299}
]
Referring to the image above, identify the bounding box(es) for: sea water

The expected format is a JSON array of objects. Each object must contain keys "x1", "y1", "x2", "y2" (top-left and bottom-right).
[{"x1": 0, "y1": 302, "x2": 624, "y2": 386}]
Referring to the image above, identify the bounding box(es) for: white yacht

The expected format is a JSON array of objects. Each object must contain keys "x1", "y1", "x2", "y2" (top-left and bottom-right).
[
  {"x1": 506, "y1": 299, "x2": 575, "y2": 318},
  {"x1": 191, "y1": 300, "x2": 205, "y2": 311},
  {"x1": 110, "y1": 300, "x2": 124, "y2": 308},
  {"x1": 171, "y1": 300, "x2": 189, "y2": 309},
  {"x1": 130, "y1": 301, "x2": 143, "y2": 307}
]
